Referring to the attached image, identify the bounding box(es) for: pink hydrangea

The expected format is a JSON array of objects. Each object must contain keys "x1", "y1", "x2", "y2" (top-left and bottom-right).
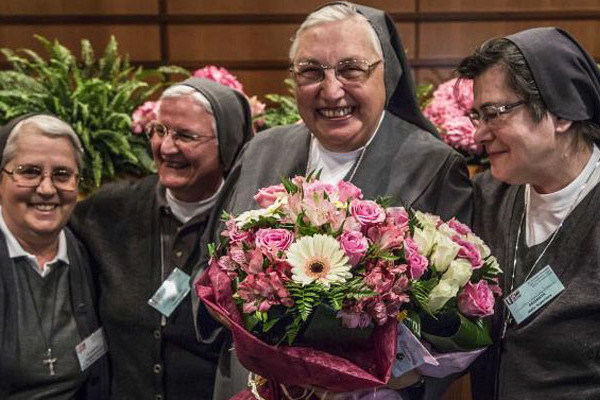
[
  {"x1": 423, "y1": 78, "x2": 484, "y2": 156},
  {"x1": 131, "y1": 101, "x2": 158, "y2": 134}
]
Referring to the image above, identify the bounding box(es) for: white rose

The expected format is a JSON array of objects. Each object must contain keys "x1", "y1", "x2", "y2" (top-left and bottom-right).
[
  {"x1": 442, "y1": 259, "x2": 473, "y2": 287},
  {"x1": 428, "y1": 279, "x2": 459, "y2": 313},
  {"x1": 413, "y1": 227, "x2": 437, "y2": 256},
  {"x1": 437, "y1": 222, "x2": 456, "y2": 238},
  {"x1": 415, "y1": 211, "x2": 441, "y2": 229},
  {"x1": 466, "y1": 233, "x2": 491, "y2": 258},
  {"x1": 430, "y1": 232, "x2": 460, "y2": 273},
  {"x1": 235, "y1": 208, "x2": 275, "y2": 228}
]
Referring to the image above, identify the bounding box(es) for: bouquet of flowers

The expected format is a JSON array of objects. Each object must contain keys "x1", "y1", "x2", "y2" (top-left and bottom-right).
[{"x1": 196, "y1": 174, "x2": 501, "y2": 398}]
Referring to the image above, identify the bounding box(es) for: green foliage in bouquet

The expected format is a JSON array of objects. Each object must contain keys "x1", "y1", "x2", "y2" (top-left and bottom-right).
[{"x1": 0, "y1": 35, "x2": 188, "y2": 193}]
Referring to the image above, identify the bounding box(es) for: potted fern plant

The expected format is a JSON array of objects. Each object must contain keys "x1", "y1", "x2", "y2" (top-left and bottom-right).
[{"x1": 0, "y1": 35, "x2": 187, "y2": 193}]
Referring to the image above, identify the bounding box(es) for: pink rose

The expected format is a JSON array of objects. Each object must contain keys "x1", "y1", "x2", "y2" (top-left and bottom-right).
[
  {"x1": 455, "y1": 239, "x2": 483, "y2": 269},
  {"x1": 404, "y1": 238, "x2": 429, "y2": 280},
  {"x1": 336, "y1": 181, "x2": 363, "y2": 203},
  {"x1": 386, "y1": 207, "x2": 409, "y2": 229},
  {"x1": 458, "y1": 281, "x2": 495, "y2": 317},
  {"x1": 255, "y1": 228, "x2": 294, "y2": 257},
  {"x1": 350, "y1": 200, "x2": 385, "y2": 227},
  {"x1": 253, "y1": 184, "x2": 286, "y2": 208},
  {"x1": 448, "y1": 218, "x2": 472, "y2": 235},
  {"x1": 339, "y1": 231, "x2": 369, "y2": 266}
]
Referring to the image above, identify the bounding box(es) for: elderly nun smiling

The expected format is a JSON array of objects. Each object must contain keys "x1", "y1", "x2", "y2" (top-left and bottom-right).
[{"x1": 0, "y1": 114, "x2": 107, "y2": 399}]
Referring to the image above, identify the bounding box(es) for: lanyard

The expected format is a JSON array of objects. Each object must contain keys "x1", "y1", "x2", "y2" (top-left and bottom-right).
[{"x1": 502, "y1": 156, "x2": 600, "y2": 338}]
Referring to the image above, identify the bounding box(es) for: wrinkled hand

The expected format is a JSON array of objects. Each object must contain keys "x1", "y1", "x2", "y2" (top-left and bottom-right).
[{"x1": 387, "y1": 369, "x2": 422, "y2": 390}]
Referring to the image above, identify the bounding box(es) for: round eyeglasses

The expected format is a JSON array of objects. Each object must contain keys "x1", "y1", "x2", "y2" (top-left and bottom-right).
[
  {"x1": 145, "y1": 122, "x2": 216, "y2": 145},
  {"x1": 2, "y1": 164, "x2": 79, "y2": 191},
  {"x1": 290, "y1": 59, "x2": 382, "y2": 86},
  {"x1": 468, "y1": 100, "x2": 526, "y2": 128}
]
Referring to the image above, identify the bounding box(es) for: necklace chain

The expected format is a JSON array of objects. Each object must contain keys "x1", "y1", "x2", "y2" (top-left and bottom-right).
[
  {"x1": 24, "y1": 265, "x2": 60, "y2": 375},
  {"x1": 502, "y1": 156, "x2": 600, "y2": 338}
]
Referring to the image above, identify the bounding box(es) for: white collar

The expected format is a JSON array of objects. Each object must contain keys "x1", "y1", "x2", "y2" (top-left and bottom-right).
[
  {"x1": 308, "y1": 111, "x2": 385, "y2": 184},
  {"x1": 0, "y1": 206, "x2": 69, "y2": 277},
  {"x1": 166, "y1": 179, "x2": 224, "y2": 223}
]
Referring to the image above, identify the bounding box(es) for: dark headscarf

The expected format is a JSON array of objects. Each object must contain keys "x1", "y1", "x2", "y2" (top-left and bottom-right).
[
  {"x1": 180, "y1": 77, "x2": 253, "y2": 176},
  {"x1": 318, "y1": 2, "x2": 438, "y2": 136},
  {"x1": 506, "y1": 27, "x2": 600, "y2": 125}
]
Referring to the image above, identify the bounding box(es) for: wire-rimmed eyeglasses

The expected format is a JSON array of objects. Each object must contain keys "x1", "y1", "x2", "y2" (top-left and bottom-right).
[
  {"x1": 290, "y1": 59, "x2": 382, "y2": 86},
  {"x1": 468, "y1": 100, "x2": 526, "y2": 128},
  {"x1": 145, "y1": 122, "x2": 216, "y2": 145},
  {"x1": 2, "y1": 164, "x2": 79, "y2": 192}
]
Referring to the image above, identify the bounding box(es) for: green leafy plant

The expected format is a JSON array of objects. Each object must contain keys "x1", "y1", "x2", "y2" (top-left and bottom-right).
[
  {"x1": 260, "y1": 78, "x2": 300, "y2": 129},
  {"x1": 0, "y1": 35, "x2": 188, "y2": 193}
]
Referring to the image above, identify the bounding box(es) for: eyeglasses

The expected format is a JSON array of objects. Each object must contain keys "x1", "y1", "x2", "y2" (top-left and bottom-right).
[
  {"x1": 145, "y1": 122, "x2": 215, "y2": 145},
  {"x1": 2, "y1": 165, "x2": 79, "y2": 192},
  {"x1": 290, "y1": 59, "x2": 382, "y2": 86},
  {"x1": 468, "y1": 100, "x2": 526, "y2": 128}
]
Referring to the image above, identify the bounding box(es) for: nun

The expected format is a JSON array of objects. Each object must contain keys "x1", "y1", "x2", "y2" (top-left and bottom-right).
[
  {"x1": 70, "y1": 78, "x2": 253, "y2": 399},
  {"x1": 457, "y1": 27, "x2": 600, "y2": 399},
  {"x1": 0, "y1": 114, "x2": 108, "y2": 399},
  {"x1": 210, "y1": 2, "x2": 473, "y2": 399}
]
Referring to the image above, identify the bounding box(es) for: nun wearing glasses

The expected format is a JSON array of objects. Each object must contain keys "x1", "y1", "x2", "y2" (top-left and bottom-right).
[
  {"x1": 0, "y1": 114, "x2": 108, "y2": 399},
  {"x1": 457, "y1": 27, "x2": 600, "y2": 399},
  {"x1": 209, "y1": 2, "x2": 472, "y2": 399}
]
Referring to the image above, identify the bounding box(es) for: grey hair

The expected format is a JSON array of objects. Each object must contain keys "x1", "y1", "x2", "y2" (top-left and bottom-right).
[
  {"x1": 158, "y1": 84, "x2": 217, "y2": 136},
  {"x1": 2, "y1": 115, "x2": 84, "y2": 171},
  {"x1": 288, "y1": 3, "x2": 383, "y2": 61}
]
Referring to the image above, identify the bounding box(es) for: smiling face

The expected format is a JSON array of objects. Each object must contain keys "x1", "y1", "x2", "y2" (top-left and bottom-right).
[
  {"x1": 152, "y1": 95, "x2": 223, "y2": 202},
  {"x1": 0, "y1": 128, "x2": 78, "y2": 247},
  {"x1": 293, "y1": 17, "x2": 386, "y2": 152},
  {"x1": 473, "y1": 64, "x2": 575, "y2": 192}
]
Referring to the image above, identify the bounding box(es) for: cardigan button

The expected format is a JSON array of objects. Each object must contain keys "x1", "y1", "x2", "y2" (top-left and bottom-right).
[
  {"x1": 153, "y1": 364, "x2": 162, "y2": 374},
  {"x1": 154, "y1": 395, "x2": 163, "y2": 400},
  {"x1": 153, "y1": 330, "x2": 161, "y2": 340},
  {"x1": 174, "y1": 249, "x2": 183, "y2": 258}
]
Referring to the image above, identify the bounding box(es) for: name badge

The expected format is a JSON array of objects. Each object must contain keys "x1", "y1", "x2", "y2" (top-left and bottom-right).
[
  {"x1": 148, "y1": 268, "x2": 191, "y2": 317},
  {"x1": 504, "y1": 264, "x2": 564, "y2": 325},
  {"x1": 75, "y1": 327, "x2": 108, "y2": 371}
]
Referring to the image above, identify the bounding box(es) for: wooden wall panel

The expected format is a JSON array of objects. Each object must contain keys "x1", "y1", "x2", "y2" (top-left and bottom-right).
[
  {"x1": 168, "y1": 24, "x2": 296, "y2": 63},
  {"x1": 0, "y1": 26, "x2": 161, "y2": 62},
  {"x1": 232, "y1": 70, "x2": 292, "y2": 99},
  {"x1": 421, "y1": 0, "x2": 600, "y2": 12},
  {"x1": 419, "y1": 20, "x2": 600, "y2": 59},
  {"x1": 167, "y1": 0, "x2": 415, "y2": 15},
  {"x1": 0, "y1": 0, "x2": 157, "y2": 15}
]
